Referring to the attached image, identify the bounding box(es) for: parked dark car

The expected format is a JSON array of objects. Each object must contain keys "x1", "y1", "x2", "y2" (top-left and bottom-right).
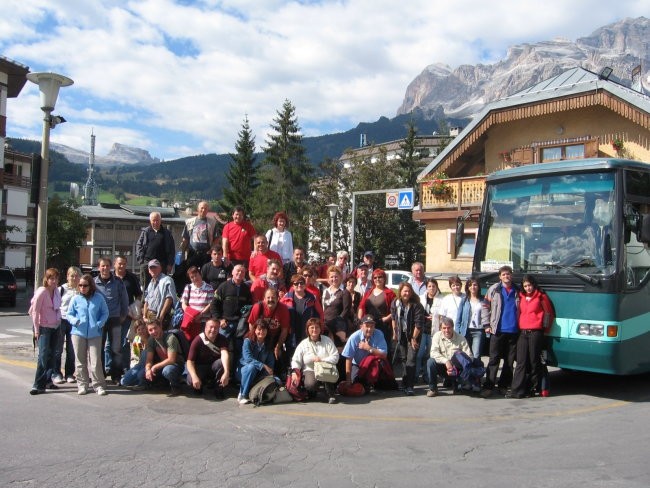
[{"x1": 0, "y1": 268, "x2": 17, "y2": 307}]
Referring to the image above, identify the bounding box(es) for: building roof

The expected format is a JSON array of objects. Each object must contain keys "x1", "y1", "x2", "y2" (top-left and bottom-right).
[
  {"x1": 78, "y1": 203, "x2": 186, "y2": 223},
  {"x1": 417, "y1": 67, "x2": 650, "y2": 181},
  {"x1": 0, "y1": 55, "x2": 29, "y2": 98}
]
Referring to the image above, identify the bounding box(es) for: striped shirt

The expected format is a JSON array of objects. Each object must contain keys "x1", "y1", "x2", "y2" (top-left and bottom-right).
[{"x1": 182, "y1": 282, "x2": 214, "y2": 316}]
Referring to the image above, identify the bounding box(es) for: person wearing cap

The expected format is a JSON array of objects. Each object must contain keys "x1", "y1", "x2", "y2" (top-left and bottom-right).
[
  {"x1": 341, "y1": 315, "x2": 388, "y2": 384},
  {"x1": 143, "y1": 259, "x2": 178, "y2": 328},
  {"x1": 354, "y1": 263, "x2": 371, "y2": 295},
  {"x1": 362, "y1": 251, "x2": 375, "y2": 276},
  {"x1": 135, "y1": 211, "x2": 176, "y2": 290}
]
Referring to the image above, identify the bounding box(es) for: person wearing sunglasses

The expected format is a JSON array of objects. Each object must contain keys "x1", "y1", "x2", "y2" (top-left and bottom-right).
[
  {"x1": 280, "y1": 274, "x2": 323, "y2": 360},
  {"x1": 67, "y1": 274, "x2": 110, "y2": 396},
  {"x1": 358, "y1": 268, "x2": 396, "y2": 346}
]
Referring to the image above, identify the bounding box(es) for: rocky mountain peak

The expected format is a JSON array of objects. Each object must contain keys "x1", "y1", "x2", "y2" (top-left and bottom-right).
[{"x1": 397, "y1": 16, "x2": 649, "y2": 119}]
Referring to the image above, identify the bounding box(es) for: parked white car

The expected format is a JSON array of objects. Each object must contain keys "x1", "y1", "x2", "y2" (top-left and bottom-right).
[{"x1": 384, "y1": 270, "x2": 413, "y2": 290}]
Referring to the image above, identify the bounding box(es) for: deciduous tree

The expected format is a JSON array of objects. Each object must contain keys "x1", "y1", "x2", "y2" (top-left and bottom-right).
[{"x1": 46, "y1": 196, "x2": 88, "y2": 271}]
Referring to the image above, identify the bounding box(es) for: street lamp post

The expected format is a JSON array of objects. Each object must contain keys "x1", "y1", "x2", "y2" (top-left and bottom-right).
[
  {"x1": 26, "y1": 72, "x2": 73, "y2": 285},
  {"x1": 326, "y1": 203, "x2": 339, "y2": 253}
]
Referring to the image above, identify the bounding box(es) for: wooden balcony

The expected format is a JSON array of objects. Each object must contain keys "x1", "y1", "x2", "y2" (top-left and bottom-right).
[
  {"x1": 0, "y1": 170, "x2": 31, "y2": 189},
  {"x1": 420, "y1": 175, "x2": 486, "y2": 211}
]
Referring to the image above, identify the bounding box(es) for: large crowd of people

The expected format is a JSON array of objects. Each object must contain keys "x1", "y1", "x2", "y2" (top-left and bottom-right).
[{"x1": 28, "y1": 202, "x2": 556, "y2": 404}]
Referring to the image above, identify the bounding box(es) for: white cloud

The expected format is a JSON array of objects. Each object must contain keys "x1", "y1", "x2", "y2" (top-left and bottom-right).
[{"x1": 2, "y1": 0, "x2": 647, "y2": 160}]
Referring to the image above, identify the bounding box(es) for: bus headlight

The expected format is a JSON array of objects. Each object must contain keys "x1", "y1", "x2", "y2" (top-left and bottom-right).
[{"x1": 577, "y1": 323, "x2": 604, "y2": 336}]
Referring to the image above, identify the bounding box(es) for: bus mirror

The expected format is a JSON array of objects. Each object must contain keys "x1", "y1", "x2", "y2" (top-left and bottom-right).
[
  {"x1": 455, "y1": 218, "x2": 465, "y2": 250},
  {"x1": 639, "y1": 214, "x2": 650, "y2": 243}
]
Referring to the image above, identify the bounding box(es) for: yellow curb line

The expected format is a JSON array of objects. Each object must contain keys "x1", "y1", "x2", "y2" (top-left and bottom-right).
[
  {"x1": 0, "y1": 355, "x2": 36, "y2": 369},
  {"x1": 260, "y1": 399, "x2": 629, "y2": 423}
]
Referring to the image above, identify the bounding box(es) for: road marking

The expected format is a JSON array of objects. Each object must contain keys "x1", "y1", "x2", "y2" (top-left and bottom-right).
[
  {"x1": 0, "y1": 356, "x2": 35, "y2": 369},
  {"x1": 6, "y1": 328, "x2": 33, "y2": 335},
  {"x1": 0, "y1": 334, "x2": 17, "y2": 339}
]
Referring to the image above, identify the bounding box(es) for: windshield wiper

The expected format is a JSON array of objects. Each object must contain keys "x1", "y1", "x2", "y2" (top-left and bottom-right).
[{"x1": 544, "y1": 261, "x2": 601, "y2": 286}]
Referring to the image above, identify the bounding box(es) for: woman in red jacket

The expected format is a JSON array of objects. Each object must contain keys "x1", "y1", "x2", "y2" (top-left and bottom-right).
[
  {"x1": 358, "y1": 268, "x2": 396, "y2": 347},
  {"x1": 509, "y1": 274, "x2": 554, "y2": 398}
]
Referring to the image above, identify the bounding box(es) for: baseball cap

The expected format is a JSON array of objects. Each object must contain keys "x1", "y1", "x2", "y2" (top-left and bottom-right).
[
  {"x1": 359, "y1": 315, "x2": 375, "y2": 325},
  {"x1": 148, "y1": 259, "x2": 161, "y2": 268},
  {"x1": 363, "y1": 251, "x2": 374, "y2": 258}
]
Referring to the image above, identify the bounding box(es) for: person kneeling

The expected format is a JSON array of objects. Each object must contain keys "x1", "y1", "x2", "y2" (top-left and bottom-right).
[
  {"x1": 341, "y1": 315, "x2": 395, "y2": 393},
  {"x1": 144, "y1": 319, "x2": 185, "y2": 397},
  {"x1": 185, "y1": 319, "x2": 230, "y2": 399},
  {"x1": 291, "y1": 318, "x2": 340, "y2": 404},
  {"x1": 426, "y1": 316, "x2": 473, "y2": 397},
  {"x1": 236, "y1": 319, "x2": 275, "y2": 405}
]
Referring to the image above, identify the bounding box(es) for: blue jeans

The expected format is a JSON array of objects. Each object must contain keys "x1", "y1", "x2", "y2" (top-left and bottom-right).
[
  {"x1": 426, "y1": 357, "x2": 456, "y2": 391},
  {"x1": 33, "y1": 326, "x2": 59, "y2": 389},
  {"x1": 102, "y1": 317, "x2": 123, "y2": 378},
  {"x1": 415, "y1": 332, "x2": 431, "y2": 381},
  {"x1": 120, "y1": 318, "x2": 132, "y2": 373},
  {"x1": 237, "y1": 363, "x2": 268, "y2": 398},
  {"x1": 466, "y1": 328, "x2": 486, "y2": 361},
  {"x1": 161, "y1": 364, "x2": 184, "y2": 388},
  {"x1": 53, "y1": 320, "x2": 75, "y2": 378},
  {"x1": 120, "y1": 350, "x2": 147, "y2": 387}
]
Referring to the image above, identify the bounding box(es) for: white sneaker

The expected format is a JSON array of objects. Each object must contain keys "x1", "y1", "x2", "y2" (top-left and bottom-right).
[
  {"x1": 237, "y1": 393, "x2": 250, "y2": 405},
  {"x1": 52, "y1": 375, "x2": 65, "y2": 385},
  {"x1": 77, "y1": 386, "x2": 88, "y2": 395},
  {"x1": 96, "y1": 387, "x2": 108, "y2": 396},
  {"x1": 66, "y1": 376, "x2": 77, "y2": 384}
]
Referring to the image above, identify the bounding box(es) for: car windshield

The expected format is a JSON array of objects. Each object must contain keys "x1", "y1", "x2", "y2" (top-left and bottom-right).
[{"x1": 479, "y1": 171, "x2": 617, "y2": 277}]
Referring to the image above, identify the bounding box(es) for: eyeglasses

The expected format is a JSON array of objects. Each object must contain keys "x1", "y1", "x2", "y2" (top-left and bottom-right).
[
  {"x1": 79, "y1": 284, "x2": 89, "y2": 288},
  {"x1": 292, "y1": 281, "x2": 306, "y2": 286},
  {"x1": 302, "y1": 274, "x2": 311, "y2": 278}
]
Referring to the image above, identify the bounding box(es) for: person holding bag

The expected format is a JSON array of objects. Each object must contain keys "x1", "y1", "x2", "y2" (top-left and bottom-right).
[{"x1": 290, "y1": 318, "x2": 340, "y2": 404}]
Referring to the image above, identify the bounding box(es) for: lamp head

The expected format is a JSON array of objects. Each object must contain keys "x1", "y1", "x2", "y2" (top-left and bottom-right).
[{"x1": 26, "y1": 72, "x2": 74, "y2": 111}]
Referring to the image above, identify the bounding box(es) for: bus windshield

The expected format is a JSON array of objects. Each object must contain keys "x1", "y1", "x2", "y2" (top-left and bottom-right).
[{"x1": 478, "y1": 171, "x2": 616, "y2": 277}]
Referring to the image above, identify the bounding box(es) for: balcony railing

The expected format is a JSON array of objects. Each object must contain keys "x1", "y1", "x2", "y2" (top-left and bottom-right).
[
  {"x1": 420, "y1": 175, "x2": 486, "y2": 210},
  {"x1": 0, "y1": 171, "x2": 31, "y2": 189}
]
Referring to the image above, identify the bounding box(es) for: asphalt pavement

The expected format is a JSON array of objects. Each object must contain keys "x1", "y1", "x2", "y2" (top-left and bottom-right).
[{"x1": 1, "y1": 295, "x2": 650, "y2": 487}]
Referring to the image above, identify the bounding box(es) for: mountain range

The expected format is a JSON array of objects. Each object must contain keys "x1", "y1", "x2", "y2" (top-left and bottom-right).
[
  {"x1": 9, "y1": 16, "x2": 648, "y2": 200},
  {"x1": 398, "y1": 16, "x2": 649, "y2": 118}
]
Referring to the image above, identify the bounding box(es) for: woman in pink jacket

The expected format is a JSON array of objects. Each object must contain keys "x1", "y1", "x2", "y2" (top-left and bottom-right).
[
  {"x1": 509, "y1": 274, "x2": 554, "y2": 398},
  {"x1": 29, "y1": 268, "x2": 62, "y2": 395}
]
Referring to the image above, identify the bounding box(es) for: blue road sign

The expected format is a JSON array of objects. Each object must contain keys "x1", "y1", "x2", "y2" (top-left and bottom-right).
[{"x1": 398, "y1": 189, "x2": 414, "y2": 209}]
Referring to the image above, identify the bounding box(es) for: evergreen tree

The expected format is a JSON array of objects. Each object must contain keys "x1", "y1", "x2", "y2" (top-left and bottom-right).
[
  {"x1": 396, "y1": 120, "x2": 426, "y2": 266},
  {"x1": 219, "y1": 116, "x2": 258, "y2": 217},
  {"x1": 253, "y1": 100, "x2": 312, "y2": 244}
]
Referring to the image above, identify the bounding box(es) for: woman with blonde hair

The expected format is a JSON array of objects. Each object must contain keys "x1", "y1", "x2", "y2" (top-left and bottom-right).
[{"x1": 52, "y1": 266, "x2": 81, "y2": 384}]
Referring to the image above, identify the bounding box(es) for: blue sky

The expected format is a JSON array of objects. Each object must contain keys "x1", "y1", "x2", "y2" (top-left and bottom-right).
[{"x1": 1, "y1": 0, "x2": 646, "y2": 161}]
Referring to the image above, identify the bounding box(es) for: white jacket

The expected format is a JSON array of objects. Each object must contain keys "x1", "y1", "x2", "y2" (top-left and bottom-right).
[{"x1": 291, "y1": 335, "x2": 339, "y2": 372}]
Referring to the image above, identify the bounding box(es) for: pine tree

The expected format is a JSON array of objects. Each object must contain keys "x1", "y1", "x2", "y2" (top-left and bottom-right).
[
  {"x1": 253, "y1": 100, "x2": 312, "y2": 244},
  {"x1": 219, "y1": 116, "x2": 258, "y2": 217},
  {"x1": 395, "y1": 120, "x2": 426, "y2": 266}
]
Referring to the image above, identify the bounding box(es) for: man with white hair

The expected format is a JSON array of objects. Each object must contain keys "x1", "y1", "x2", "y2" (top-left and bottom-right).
[{"x1": 136, "y1": 211, "x2": 176, "y2": 289}]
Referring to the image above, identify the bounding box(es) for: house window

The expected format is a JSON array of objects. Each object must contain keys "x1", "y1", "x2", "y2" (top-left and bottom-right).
[
  {"x1": 447, "y1": 229, "x2": 478, "y2": 260},
  {"x1": 541, "y1": 143, "x2": 585, "y2": 162}
]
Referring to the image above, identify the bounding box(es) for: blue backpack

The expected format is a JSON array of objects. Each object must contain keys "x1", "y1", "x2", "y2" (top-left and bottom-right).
[{"x1": 171, "y1": 300, "x2": 184, "y2": 329}]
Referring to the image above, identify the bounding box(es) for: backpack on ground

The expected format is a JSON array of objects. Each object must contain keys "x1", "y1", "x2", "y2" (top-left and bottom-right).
[{"x1": 249, "y1": 375, "x2": 279, "y2": 406}]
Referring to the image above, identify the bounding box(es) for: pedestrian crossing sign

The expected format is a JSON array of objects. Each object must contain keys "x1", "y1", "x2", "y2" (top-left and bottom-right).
[{"x1": 398, "y1": 189, "x2": 414, "y2": 209}]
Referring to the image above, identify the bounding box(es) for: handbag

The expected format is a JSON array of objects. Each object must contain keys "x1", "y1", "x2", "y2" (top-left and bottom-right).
[{"x1": 309, "y1": 339, "x2": 339, "y2": 383}]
